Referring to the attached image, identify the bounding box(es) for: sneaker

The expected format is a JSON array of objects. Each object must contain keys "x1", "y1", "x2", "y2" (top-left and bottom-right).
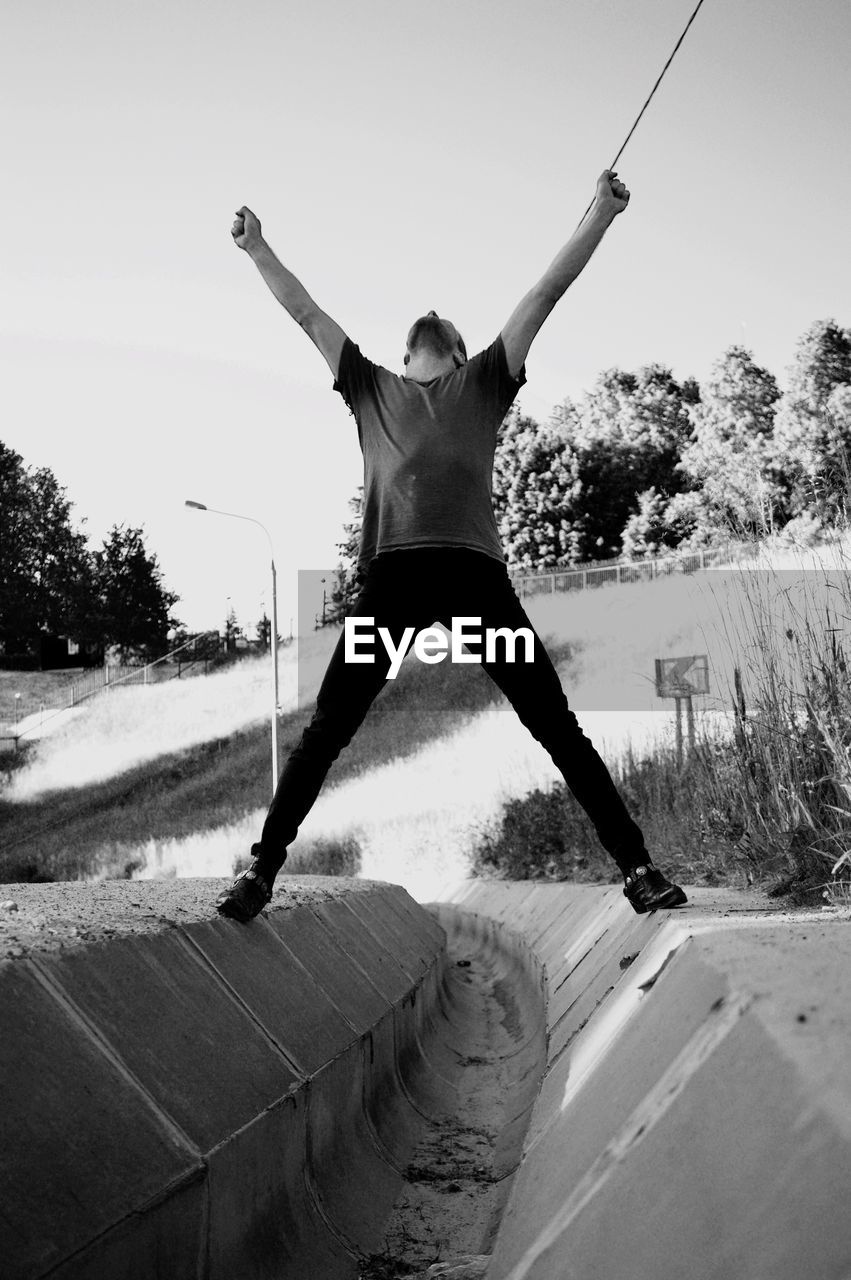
[
  {"x1": 215, "y1": 861, "x2": 273, "y2": 923},
  {"x1": 623, "y1": 863, "x2": 688, "y2": 914}
]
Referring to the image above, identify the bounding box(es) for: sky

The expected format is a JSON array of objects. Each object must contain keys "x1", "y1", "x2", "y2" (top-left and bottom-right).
[{"x1": 2, "y1": 0, "x2": 849, "y2": 635}]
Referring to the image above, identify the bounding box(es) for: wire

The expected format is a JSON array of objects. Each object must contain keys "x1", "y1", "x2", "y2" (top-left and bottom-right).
[{"x1": 577, "y1": 0, "x2": 709, "y2": 227}]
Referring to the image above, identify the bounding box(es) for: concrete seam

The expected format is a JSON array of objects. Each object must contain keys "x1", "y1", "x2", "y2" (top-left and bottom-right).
[
  {"x1": 35, "y1": 1167, "x2": 209, "y2": 1280},
  {"x1": 301, "y1": 1075, "x2": 373, "y2": 1259},
  {"x1": 306, "y1": 901, "x2": 401, "y2": 1006},
  {"x1": 256, "y1": 914, "x2": 361, "y2": 1033},
  {"x1": 396, "y1": 992, "x2": 466, "y2": 1122},
  {"x1": 550, "y1": 946, "x2": 595, "y2": 995},
  {"x1": 176, "y1": 927, "x2": 314, "y2": 1077},
  {"x1": 334, "y1": 895, "x2": 416, "y2": 989},
  {"x1": 545, "y1": 985, "x2": 616, "y2": 1075},
  {"x1": 502, "y1": 988, "x2": 755, "y2": 1280},
  {"x1": 196, "y1": 1151, "x2": 211, "y2": 1280},
  {"x1": 27, "y1": 955, "x2": 204, "y2": 1162},
  {"x1": 358, "y1": 1022, "x2": 423, "y2": 1174}
]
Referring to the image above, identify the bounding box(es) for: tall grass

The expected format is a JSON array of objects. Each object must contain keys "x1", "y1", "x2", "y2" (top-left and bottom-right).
[{"x1": 472, "y1": 529, "x2": 851, "y2": 905}]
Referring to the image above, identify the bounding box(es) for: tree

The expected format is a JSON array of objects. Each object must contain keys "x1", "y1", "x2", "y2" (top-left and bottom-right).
[
  {"x1": 0, "y1": 442, "x2": 97, "y2": 655},
  {"x1": 771, "y1": 319, "x2": 851, "y2": 519},
  {"x1": 570, "y1": 365, "x2": 698, "y2": 560},
  {"x1": 256, "y1": 613, "x2": 272, "y2": 647},
  {"x1": 492, "y1": 407, "x2": 582, "y2": 570},
  {"x1": 676, "y1": 346, "x2": 781, "y2": 539},
  {"x1": 93, "y1": 525, "x2": 180, "y2": 661},
  {"x1": 620, "y1": 487, "x2": 676, "y2": 560},
  {"x1": 323, "y1": 487, "x2": 364, "y2": 626}
]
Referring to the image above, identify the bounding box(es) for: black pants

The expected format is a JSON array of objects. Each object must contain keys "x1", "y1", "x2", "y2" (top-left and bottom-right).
[{"x1": 258, "y1": 547, "x2": 647, "y2": 875}]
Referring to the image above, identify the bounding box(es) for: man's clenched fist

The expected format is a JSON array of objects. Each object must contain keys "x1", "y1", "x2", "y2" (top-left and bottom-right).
[
  {"x1": 231, "y1": 206, "x2": 262, "y2": 250},
  {"x1": 595, "y1": 170, "x2": 630, "y2": 216}
]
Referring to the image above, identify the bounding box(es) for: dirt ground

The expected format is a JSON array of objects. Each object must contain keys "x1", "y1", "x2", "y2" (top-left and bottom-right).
[{"x1": 358, "y1": 936, "x2": 545, "y2": 1280}]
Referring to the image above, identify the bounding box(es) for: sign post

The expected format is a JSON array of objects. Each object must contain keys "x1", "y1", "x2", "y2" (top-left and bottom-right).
[{"x1": 654, "y1": 655, "x2": 709, "y2": 765}]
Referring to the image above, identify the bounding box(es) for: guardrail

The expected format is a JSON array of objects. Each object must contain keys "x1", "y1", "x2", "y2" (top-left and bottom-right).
[
  {"x1": 508, "y1": 539, "x2": 748, "y2": 598},
  {"x1": 68, "y1": 632, "x2": 222, "y2": 707}
]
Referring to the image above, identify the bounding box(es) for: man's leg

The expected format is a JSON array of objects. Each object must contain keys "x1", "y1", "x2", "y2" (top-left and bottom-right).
[
  {"x1": 216, "y1": 555, "x2": 436, "y2": 919},
  {"x1": 436, "y1": 560, "x2": 686, "y2": 909},
  {"x1": 261, "y1": 561, "x2": 441, "y2": 869}
]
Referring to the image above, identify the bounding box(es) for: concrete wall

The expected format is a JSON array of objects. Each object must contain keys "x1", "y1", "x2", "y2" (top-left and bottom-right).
[
  {"x1": 437, "y1": 883, "x2": 851, "y2": 1280},
  {"x1": 5, "y1": 876, "x2": 850, "y2": 1279},
  {"x1": 0, "y1": 878, "x2": 448, "y2": 1280}
]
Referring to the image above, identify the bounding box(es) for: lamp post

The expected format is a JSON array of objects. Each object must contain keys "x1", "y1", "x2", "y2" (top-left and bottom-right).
[{"x1": 185, "y1": 500, "x2": 280, "y2": 797}]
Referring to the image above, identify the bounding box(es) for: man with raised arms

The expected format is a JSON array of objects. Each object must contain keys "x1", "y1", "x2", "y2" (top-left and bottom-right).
[{"x1": 216, "y1": 171, "x2": 688, "y2": 921}]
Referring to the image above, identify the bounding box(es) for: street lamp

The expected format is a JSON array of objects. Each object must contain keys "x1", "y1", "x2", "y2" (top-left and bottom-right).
[{"x1": 185, "y1": 499, "x2": 280, "y2": 797}]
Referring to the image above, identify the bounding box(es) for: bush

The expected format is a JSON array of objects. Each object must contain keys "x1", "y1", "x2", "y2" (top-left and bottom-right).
[
  {"x1": 284, "y1": 834, "x2": 362, "y2": 877},
  {"x1": 469, "y1": 745, "x2": 737, "y2": 890},
  {"x1": 470, "y1": 784, "x2": 609, "y2": 882}
]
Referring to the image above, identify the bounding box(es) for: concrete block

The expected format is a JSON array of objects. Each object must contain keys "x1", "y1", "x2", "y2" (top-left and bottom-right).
[
  {"x1": 493, "y1": 939, "x2": 730, "y2": 1269},
  {"x1": 205, "y1": 1091, "x2": 355, "y2": 1280},
  {"x1": 0, "y1": 960, "x2": 204, "y2": 1279},
  {"x1": 307, "y1": 1040, "x2": 401, "y2": 1255},
  {"x1": 478, "y1": 903, "x2": 851, "y2": 1280},
  {"x1": 545, "y1": 909, "x2": 670, "y2": 1063},
  {"x1": 309, "y1": 899, "x2": 412, "y2": 1005},
  {"x1": 31, "y1": 931, "x2": 300, "y2": 1151},
  {"x1": 1, "y1": 880, "x2": 452, "y2": 1279},
  {"x1": 264, "y1": 903, "x2": 389, "y2": 1034},
  {"x1": 343, "y1": 889, "x2": 436, "y2": 984},
  {"x1": 44, "y1": 1178, "x2": 206, "y2": 1280},
  {"x1": 362, "y1": 1004, "x2": 429, "y2": 1167},
  {"x1": 183, "y1": 915, "x2": 358, "y2": 1074},
  {"x1": 384, "y1": 886, "x2": 447, "y2": 953},
  {"x1": 495, "y1": 1005, "x2": 851, "y2": 1280}
]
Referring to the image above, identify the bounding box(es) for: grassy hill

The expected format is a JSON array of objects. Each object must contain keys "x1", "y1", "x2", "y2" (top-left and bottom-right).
[{"x1": 0, "y1": 634, "x2": 573, "y2": 885}]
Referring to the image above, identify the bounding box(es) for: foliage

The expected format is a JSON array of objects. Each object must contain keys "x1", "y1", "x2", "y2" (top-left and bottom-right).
[
  {"x1": 491, "y1": 368, "x2": 698, "y2": 570},
  {"x1": 0, "y1": 441, "x2": 181, "y2": 663},
  {"x1": 284, "y1": 834, "x2": 362, "y2": 876},
  {"x1": 0, "y1": 443, "x2": 94, "y2": 653},
  {"x1": 620, "y1": 487, "x2": 679, "y2": 560},
  {"x1": 324, "y1": 486, "x2": 364, "y2": 626},
  {"x1": 468, "y1": 747, "x2": 721, "y2": 889},
  {"x1": 570, "y1": 364, "x2": 698, "y2": 560},
  {"x1": 93, "y1": 525, "x2": 181, "y2": 661},
  {"x1": 492, "y1": 408, "x2": 581, "y2": 570},
  {"x1": 771, "y1": 319, "x2": 851, "y2": 519},
  {"x1": 676, "y1": 345, "x2": 782, "y2": 538}
]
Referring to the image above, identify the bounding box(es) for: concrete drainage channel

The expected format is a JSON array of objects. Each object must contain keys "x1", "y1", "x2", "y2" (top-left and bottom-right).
[{"x1": 2, "y1": 878, "x2": 850, "y2": 1278}]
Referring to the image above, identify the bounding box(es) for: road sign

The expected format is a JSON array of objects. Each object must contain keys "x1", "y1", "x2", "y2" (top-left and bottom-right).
[{"x1": 655, "y1": 654, "x2": 709, "y2": 699}]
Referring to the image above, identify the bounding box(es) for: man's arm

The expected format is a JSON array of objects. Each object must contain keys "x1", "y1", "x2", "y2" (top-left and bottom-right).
[
  {"x1": 231, "y1": 206, "x2": 348, "y2": 380},
  {"x1": 500, "y1": 171, "x2": 630, "y2": 379}
]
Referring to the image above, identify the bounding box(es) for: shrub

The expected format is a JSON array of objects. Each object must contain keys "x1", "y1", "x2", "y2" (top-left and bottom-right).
[{"x1": 284, "y1": 834, "x2": 362, "y2": 877}]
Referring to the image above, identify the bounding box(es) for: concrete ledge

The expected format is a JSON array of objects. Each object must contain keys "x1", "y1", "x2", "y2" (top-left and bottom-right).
[
  {"x1": 0, "y1": 878, "x2": 447, "y2": 1280},
  {"x1": 439, "y1": 882, "x2": 851, "y2": 1280}
]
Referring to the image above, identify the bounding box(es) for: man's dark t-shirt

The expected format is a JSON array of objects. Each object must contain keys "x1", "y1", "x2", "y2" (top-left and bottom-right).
[{"x1": 333, "y1": 335, "x2": 527, "y2": 581}]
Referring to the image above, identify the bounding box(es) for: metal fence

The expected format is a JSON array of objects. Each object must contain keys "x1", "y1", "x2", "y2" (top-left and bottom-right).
[
  {"x1": 508, "y1": 540, "x2": 747, "y2": 599},
  {"x1": 68, "y1": 632, "x2": 222, "y2": 707},
  {"x1": 0, "y1": 632, "x2": 250, "y2": 749}
]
